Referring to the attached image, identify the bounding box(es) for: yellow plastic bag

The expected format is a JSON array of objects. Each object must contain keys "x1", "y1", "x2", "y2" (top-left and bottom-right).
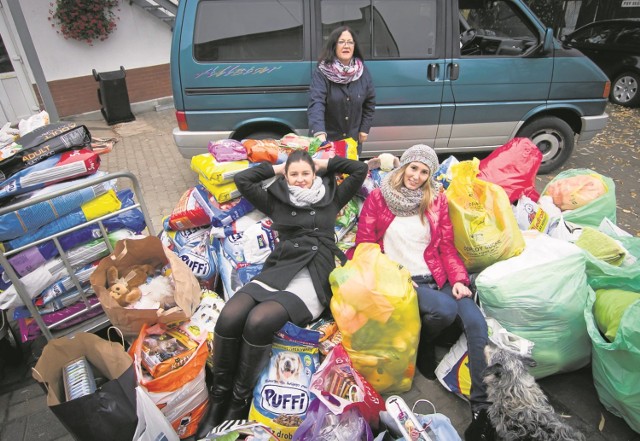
[
  {"x1": 329, "y1": 243, "x2": 420, "y2": 394},
  {"x1": 80, "y1": 189, "x2": 121, "y2": 220},
  {"x1": 446, "y1": 159, "x2": 525, "y2": 272}
]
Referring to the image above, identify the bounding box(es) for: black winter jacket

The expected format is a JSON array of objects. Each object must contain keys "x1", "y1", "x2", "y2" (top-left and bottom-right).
[
  {"x1": 307, "y1": 65, "x2": 376, "y2": 142},
  {"x1": 234, "y1": 156, "x2": 368, "y2": 307}
]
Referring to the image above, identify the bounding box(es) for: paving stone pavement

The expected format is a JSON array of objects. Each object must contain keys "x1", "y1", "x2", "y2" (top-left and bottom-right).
[{"x1": 1, "y1": 102, "x2": 638, "y2": 441}]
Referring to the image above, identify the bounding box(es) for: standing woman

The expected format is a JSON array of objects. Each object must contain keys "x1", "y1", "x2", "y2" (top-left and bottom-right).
[
  {"x1": 197, "y1": 151, "x2": 367, "y2": 436},
  {"x1": 308, "y1": 26, "x2": 376, "y2": 154},
  {"x1": 353, "y1": 145, "x2": 496, "y2": 441}
]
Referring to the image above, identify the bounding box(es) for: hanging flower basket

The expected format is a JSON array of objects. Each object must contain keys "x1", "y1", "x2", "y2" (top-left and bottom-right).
[{"x1": 49, "y1": 0, "x2": 120, "y2": 45}]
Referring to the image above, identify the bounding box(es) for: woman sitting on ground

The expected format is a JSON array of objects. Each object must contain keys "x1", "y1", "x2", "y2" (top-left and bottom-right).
[
  {"x1": 353, "y1": 144, "x2": 496, "y2": 441},
  {"x1": 197, "y1": 150, "x2": 367, "y2": 436}
]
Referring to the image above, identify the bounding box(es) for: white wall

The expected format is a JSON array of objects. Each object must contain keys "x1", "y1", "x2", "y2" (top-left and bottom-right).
[{"x1": 20, "y1": 0, "x2": 172, "y2": 81}]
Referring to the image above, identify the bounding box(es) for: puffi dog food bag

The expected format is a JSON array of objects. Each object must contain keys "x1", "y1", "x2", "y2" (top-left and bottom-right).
[{"x1": 248, "y1": 322, "x2": 320, "y2": 440}]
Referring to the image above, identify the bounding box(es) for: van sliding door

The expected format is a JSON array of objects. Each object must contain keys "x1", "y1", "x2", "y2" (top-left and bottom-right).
[
  {"x1": 445, "y1": 0, "x2": 552, "y2": 151},
  {"x1": 179, "y1": 0, "x2": 312, "y2": 135},
  {"x1": 317, "y1": 0, "x2": 446, "y2": 156}
]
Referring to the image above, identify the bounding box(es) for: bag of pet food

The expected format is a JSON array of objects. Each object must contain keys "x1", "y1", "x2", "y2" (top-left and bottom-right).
[
  {"x1": 131, "y1": 323, "x2": 209, "y2": 439},
  {"x1": 209, "y1": 210, "x2": 268, "y2": 238},
  {"x1": 167, "y1": 187, "x2": 211, "y2": 231},
  {"x1": 191, "y1": 154, "x2": 250, "y2": 185},
  {"x1": 216, "y1": 220, "x2": 277, "y2": 300},
  {"x1": 197, "y1": 177, "x2": 241, "y2": 203},
  {"x1": 446, "y1": 158, "x2": 525, "y2": 272},
  {"x1": 542, "y1": 169, "x2": 616, "y2": 228},
  {"x1": 0, "y1": 122, "x2": 91, "y2": 181},
  {"x1": 435, "y1": 317, "x2": 534, "y2": 399},
  {"x1": 248, "y1": 322, "x2": 321, "y2": 440},
  {"x1": 308, "y1": 343, "x2": 385, "y2": 428},
  {"x1": 242, "y1": 139, "x2": 282, "y2": 163},
  {"x1": 207, "y1": 139, "x2": 247, "y2": 162},
  {"x1": 192, "y1": 184, "x2": 255, "y2": 227},
  {"x1": 0, "y1": 148, "x2": 100, "y2": 200},
  {"x1": 176, "y1": 228, "x2": 218, "y2": 290}
]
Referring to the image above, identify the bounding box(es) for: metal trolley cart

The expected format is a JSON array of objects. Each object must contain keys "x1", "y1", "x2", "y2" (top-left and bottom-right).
[{"x1": 0, "y1": 172, "x2": 156, "y2": 341}]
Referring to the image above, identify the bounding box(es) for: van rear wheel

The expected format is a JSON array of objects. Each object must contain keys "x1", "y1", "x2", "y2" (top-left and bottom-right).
[
  {"x1": 517, "y1": 116, "x2": 574, "y2": 175},
  {"x1": 244, "y1": 131, "x2": 283, "y2": 140}
]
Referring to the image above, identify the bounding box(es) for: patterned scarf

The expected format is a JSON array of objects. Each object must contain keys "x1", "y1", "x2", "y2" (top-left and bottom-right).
[
  {"x1": 288, "y1": 177, "x2": 326, "y2": 207},
  {"x1": 318, "y1": 58, "x2": 364, "y2": 84},
  {"x1": 380, "y1": 171, "x2": 423, "y2": 217}
]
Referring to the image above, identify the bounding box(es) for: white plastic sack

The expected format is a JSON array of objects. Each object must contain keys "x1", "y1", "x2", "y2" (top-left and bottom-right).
[{"x1": 133, "y1": 386, "x2": 180, "y2": 441}]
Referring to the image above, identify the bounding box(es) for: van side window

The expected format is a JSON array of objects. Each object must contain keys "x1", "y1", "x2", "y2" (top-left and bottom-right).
[
  {"x1": 459, "y1": 0, "x2": 538, "y2": 57},
  {"x1": 193, "y1": 0, "x2": 303, "y2": 62},
  {"x1": 320, "y1": 0, "x2": 438, "y2": 59}
]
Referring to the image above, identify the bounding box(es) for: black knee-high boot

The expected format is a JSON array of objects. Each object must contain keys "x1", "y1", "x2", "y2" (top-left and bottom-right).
[
  {"x1": 196, "y1": 333, "x2": 241, "y2": 438},
  {"x1": 416, "y1": 326, "x2": 437, "y2": 380},
  {"x1": 224, "y1": 338, "x2": 272, "y2": 421}
]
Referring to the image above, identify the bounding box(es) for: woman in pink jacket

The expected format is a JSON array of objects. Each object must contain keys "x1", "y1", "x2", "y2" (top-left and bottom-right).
[{"x1": 354, "y1": 144, "x2": 495, "y2": 441}]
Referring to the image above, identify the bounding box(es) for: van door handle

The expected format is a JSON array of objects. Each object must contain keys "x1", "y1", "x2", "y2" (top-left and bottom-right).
[
  {"x1": 448, "y1": 63, "x2": 460, "y2": 80},
  {"x1": 427, "y1": 63, "x2": 439, "y2": 81}
]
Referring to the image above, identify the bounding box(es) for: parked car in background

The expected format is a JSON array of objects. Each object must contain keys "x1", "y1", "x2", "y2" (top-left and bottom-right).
[{"x1": 563, "y1": 19, "x2": 640, "y2": 107}]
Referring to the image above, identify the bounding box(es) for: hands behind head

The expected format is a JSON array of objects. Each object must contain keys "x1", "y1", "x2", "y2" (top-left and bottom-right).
[
  {"x1": 313, "y1": 158, "x2": 329, "y2": 172},
  {"x1": 452, "y1": 282, "x2": 473, "y2": 300}
]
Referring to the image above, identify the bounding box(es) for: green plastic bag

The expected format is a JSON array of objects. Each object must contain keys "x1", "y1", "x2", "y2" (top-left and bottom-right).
[
  {"x1": 476, "y1": 232, "x2": 590, "y2": 379},
  {"x1": 585, "y1": 288, "x2": 640, "y2": 433},
  {"x1": 542, "y1": 169, "x2": 616, "y2": 228},
  {"x1": 585, "y1": 235, "x2": 640, "y2": 292}
]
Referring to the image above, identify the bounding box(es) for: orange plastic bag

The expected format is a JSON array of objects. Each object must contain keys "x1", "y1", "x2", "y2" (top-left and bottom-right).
[
  {"x1": 544, "y1": 173, "x2": 606, "y2": 210},
  {"x1": 131, "y1": 323, "x2": 209, "y2": 439}
]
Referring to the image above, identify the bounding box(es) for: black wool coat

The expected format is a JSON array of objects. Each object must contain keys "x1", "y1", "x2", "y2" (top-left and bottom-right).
[{"x1": 234, "y1": 156, "x2": 368, "y2": 307}]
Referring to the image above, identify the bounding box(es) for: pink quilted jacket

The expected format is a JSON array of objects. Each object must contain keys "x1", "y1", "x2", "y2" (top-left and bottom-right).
[{"x1": 351, "y1": 188, "x2": 469, "y2": 288}]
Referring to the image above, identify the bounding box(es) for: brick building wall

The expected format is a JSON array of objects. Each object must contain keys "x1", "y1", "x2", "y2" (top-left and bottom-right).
[{"x1": 44, "y1": 63, "x2": 171, "y2": 117}]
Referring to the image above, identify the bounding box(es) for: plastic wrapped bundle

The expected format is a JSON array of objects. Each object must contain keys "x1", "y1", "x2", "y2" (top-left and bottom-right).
[{"x1": 476, "y1": 232, "x2": 590, "y2": 378}]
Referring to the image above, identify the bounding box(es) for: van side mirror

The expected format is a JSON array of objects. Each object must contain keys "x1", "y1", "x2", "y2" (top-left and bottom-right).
[{"x1": 542, "y1": 28, "x2": 554, "y2": 54}]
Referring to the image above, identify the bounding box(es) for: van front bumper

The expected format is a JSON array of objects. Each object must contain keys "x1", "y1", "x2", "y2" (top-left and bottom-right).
[
  {"x1": 578, "y1": 113, "x2": 608, "y2": 144},
  {"x1": 172, "y1": 128, "x2": 233, "y2": 158}
]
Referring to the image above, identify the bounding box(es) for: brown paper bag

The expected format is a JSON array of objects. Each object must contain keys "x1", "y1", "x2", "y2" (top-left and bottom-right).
[
  {"x1": 32, "y1": 332, "x2": 138, "y2": 441},
  {"x1": 90, "y1": 236, "x2": 201, "y2": 337}
]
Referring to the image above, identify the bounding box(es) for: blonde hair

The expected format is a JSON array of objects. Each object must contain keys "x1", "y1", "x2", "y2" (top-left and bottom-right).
[{"x1": 389, "y1": 164, "x2": 435, "y2": 223}]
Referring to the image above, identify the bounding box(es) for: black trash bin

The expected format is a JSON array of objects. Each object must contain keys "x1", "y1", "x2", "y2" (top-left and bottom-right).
[{"x1": 92, "y1": 66, "x2": 135, "y2": 125}]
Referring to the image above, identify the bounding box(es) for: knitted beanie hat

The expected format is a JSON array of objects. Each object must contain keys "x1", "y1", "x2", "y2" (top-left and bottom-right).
[{"x1": 400, "y1": 144, "x2": 439, "y2": 175}]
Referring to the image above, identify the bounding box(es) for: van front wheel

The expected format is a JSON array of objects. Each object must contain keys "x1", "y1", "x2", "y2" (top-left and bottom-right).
[{"x1": 517, "y1": 116, "x2": 574, "y2": 175}]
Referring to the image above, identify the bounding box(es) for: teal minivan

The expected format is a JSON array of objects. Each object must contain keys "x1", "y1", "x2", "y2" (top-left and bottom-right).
[{"x1": 171, "y1": 0, "x2": 610, "y2": 173}]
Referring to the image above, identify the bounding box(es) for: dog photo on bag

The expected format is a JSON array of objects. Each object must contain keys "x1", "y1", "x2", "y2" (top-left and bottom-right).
[{"x1": 483, "y1": 344, "x2": 586, "y2": 441}]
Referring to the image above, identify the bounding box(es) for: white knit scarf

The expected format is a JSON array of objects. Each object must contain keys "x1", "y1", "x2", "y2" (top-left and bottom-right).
[{"x1": 287, "y1": 177, "x2": 326, "y2": 207}]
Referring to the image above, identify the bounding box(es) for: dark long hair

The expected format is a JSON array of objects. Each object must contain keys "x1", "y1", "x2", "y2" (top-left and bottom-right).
[
  {"x1": 285, "y1": 150, "x2": 315, "y2": 174},
  {"x1": 318, "y1": 26, "x2": 364, "y2": 64}
]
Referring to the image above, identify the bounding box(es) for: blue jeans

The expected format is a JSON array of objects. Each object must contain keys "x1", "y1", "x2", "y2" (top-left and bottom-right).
[{"x1": 414, "y1": 278, "x2": 490, "y2": 410}]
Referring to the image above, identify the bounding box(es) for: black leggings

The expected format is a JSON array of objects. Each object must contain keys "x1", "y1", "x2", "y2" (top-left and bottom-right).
[{"x1": 214, "y1": 292, "x2": 290, "y2": 345}]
